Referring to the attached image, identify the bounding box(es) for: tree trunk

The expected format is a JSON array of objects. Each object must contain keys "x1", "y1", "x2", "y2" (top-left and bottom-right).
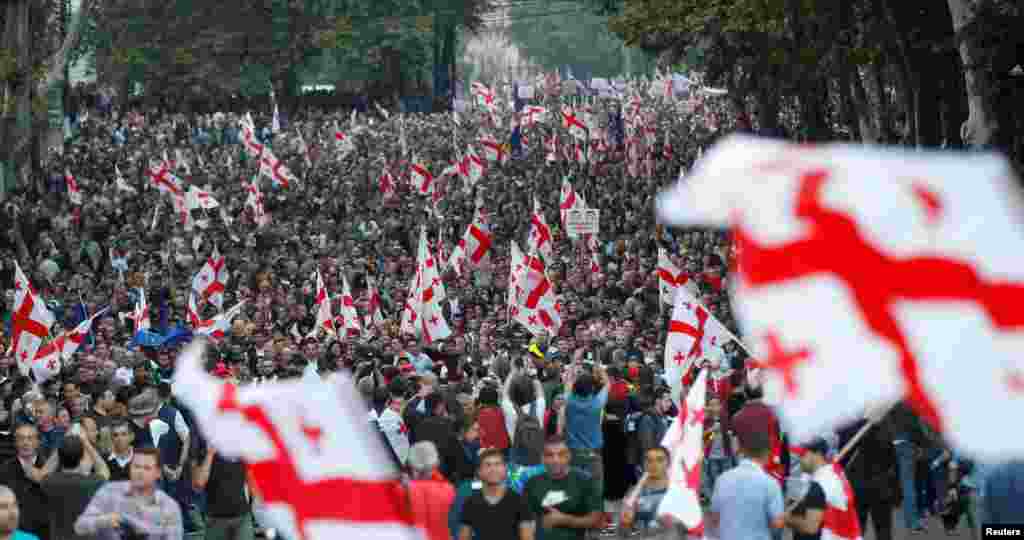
[{"x1": 947, "y1": 0, "x2": 1000, "y2": 148}]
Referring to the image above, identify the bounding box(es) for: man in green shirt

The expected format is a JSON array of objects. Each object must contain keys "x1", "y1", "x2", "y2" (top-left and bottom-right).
[{"x1": 523, "y1": 435, "x2": 602, "y2": 540}]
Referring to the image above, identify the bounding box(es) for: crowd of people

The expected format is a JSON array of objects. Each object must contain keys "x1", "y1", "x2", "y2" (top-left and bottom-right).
[{"x1": 0, "y1": 80, "x2": 1018, "y2": 540}]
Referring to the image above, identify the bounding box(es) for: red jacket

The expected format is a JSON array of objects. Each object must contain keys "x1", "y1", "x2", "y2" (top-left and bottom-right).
[{"x1": 476, "y1": 406, "x2": 510, "y2": 450}]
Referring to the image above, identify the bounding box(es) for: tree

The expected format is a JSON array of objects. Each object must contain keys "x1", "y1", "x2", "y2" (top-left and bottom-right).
[
  {"x1": 604, "y1": 0, "x2": 1022, "y2": 164},
  {"x1": 0, "y1": 0, "x2": 96, "y2": 190}
]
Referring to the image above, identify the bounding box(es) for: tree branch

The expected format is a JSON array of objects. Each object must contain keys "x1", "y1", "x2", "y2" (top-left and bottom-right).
[{"x1": 38, "y1": 0, "x2": 97, "y2": 93}]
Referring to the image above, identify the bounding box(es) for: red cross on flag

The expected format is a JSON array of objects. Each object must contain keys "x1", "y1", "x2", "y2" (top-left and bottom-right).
[
  {"x1": 656, "y1": 367, "x2": 707, "y2": 536},
  {"x1": 148, "y1": 164, "x2": 185, "y2": 197},
  {"x1": 529, "y1": 198, "x2": 554, "y2": 263},
  {"x1": 523, "y1": 105, "x2": 548, "y2": 127},
  {"x1": 186, "y1": 186, "x2": 220, "y2": 211},
  {"x1": 545, "y1": 134, "x2": 559, "y2": 163},
  {"x1": 245, "y1": 178, "x2": 268, "y2": 228},
  {"x1": 560, "y1": 105, "x2": 587, "y2": 140},
  {"x1": 333, "y1": 121, "x2": 356, "y2": 157},
  {"x1": 192, "y1": 246, "x2": 228, "y2": 310},
  {"x1": 511, "y1": 246, "x2": 562, "y2": 337},
  {"x1": 448, "y1": 207, "x2": 493, "y2": 277},
  {"x1": 336, "y1": 273, "x2": 362, "y2": 339},
  {"x1": 813, "y1": 462, "x2": 863, "y2": 540},
  {"x1": 663, "y1": 287, "x2": 732, "y2": 403},
  {"x1": 189, "y1": 292, "x2": 245, "y2": 343},
  {"x1": 258, "y1": 152, "x2": 298, "y2": 189},
  {"x1": 411, "y1": 158, "x2": 434, "y2": 196},
  {"x1": 131, "y1": 287, "x2": 151, "y2": 333},
  {"x1": 32, "y1": 307, "x2": 108, "y2": 383},
  {"x1": 312, "y1": 269, "x2": 336, "y2": 339},
  {"x1": 11, "y1": 261, "x2": 55, "y2": 376},
  {"x1": 65, "y1": 169, "x2": 82, "y2": 205},
  {"x1": 480, "y1": 134, "x2": 507, "y2": 164},
  {"x1": 658, "y1": 248, "x2": 696, "y2": 305},
  {"x1": 379, "y1": 165, "x2": 396, "y2": 199},
  {"x1": 465, "y1": 147, "x2": 485, "y2": 185},
  {"x1": 657, "y1": 135, "x2": 1024, "y2": 459},
  {"x1": 172, "y1": 342, "x2": 422, "y2": 540},
  {"x1": 364, "y1": 276, "x2": 386, "y2": 330},
  {"x1": 559, "y1": 177, "x2": 587, "y2": 236}
]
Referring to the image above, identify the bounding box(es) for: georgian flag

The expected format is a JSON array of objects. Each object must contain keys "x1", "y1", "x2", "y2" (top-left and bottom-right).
[
  {"x1": 656, "y1": 135, "x2": 1024, "y2": 459},
  {"x1": 364, "y1": 276, "x2": 385, "y2": 329},
  {"x1": 131, "y1": 287, "x2": 151, "y2": 333},
  {"x1": 192, "y1": 246, "x2": 228, "y2": 310},
  {"x1": 172, "y1": 342, "x2": 423, "y2": 540},
  {"x1": 379, "y1": 165, "x2": 396, "y2": 198},
  {"x1": 258, "y1": 151, "x2": 298, "y2": 189},
  {"x1": 542, "y1": 135, "x2": 556, "y2": 164},
  {"x1": 559, "y1": 176, "x2": 588, "y2": 238},
  {"x1": 522, "y1": 105, "x2": 548, "y2": 127},
  {"x1": 313, "y1": 269, "x2": 336, "y2": 338},
  {"x1": 333, "y1": 121, "x2": 356, "y2": 157},
  {"x1": 658, "y1": 248, "x2": 696, "y2": 304},
  {"x1": 528, "y1": 198, "x2": 554, "y2": 262},
  {"x1": 448, "y1": 207, "x2": 493, "y2": 276},
  {"x1": 663, "y1": 287, "x2": 732, "y2": 403},
  {"x1": 480, "y1": 134, "x2": 507, "y2": 164},
  {"x1": 812, "y1": 462, "x2": 864, "y2": 540},
  {"x1": 30, "y1": 304, "x2": 104, "y2": 384},
  {"x1": 560, "y1": 105, "x2": 587, "y2": 140},
  {"x1": 411, "y1": 158, "x2": 434, "y2": 195},
  {"x1": 11, "y1": 261, "x2": 55, "y2": 376},
  {"x1": 465, "y1": 147, "x2": 485, "y2": 185},
  {"x1": 148, "y1": 164, "x2": 185, "y2": 197},
  {"x1": 245, "y1": 177, "x2": 267, "y2": 227},
  {"x1": 186, "y1": 186, "x2": 220, "y2": 210},
  {"x1": 656, "y1": 368, "x2": 707, "y2": 536},
  {"x1": 335, "y1": 273, "x2": 362, "y2": 339},
  {"x1": 65, "y1": 169, "x2": 82, "y2": 205},
  {"x1": 189, "y1": 291, "x2": 245, "y2": 342},
  {"x1": 511, "y1": 248, "x2": 562, "y2": 336}
]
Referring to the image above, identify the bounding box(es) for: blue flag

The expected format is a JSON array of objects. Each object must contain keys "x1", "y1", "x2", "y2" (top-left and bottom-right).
[
  {"x1": 511, "y1": 124, "x2": 523, "y2": 159},
  {"x1": 609, "y1": 109, "x2": 625, "y2": 146}
]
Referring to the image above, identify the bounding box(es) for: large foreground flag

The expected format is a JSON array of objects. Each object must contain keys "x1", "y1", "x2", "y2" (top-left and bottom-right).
[
  {"x1": 173, "y1": 342, "x2": 421, "y2": 540},
  {"x1": 656, "y1": 135, "x2": 1024, "y2": 460},
  {"x1": 657, "y1": 368, "x2": 707, "y2": 536}
]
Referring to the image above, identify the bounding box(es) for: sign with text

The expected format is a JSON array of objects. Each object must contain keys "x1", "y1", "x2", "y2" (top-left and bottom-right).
[{"x1": 565, "y1": 208, "x2": 599, "y2": 235}]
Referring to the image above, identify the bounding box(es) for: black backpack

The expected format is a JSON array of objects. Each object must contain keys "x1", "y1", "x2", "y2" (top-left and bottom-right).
[{"x1": 511, "y1": 402, "x2": 544, "y2": 466}]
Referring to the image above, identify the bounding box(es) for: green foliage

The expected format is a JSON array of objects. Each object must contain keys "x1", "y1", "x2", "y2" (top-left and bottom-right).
[{"x1": 504, "y1": 0, "x2": 653, "y2": 77}]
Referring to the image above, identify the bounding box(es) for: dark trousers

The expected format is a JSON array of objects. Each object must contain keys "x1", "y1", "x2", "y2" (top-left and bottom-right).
[{"x1": 857, "y1": 495, "x2": 894, "y2": 540}]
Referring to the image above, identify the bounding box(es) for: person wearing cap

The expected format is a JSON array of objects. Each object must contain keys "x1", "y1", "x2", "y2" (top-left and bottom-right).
[
  {"x1": 785, "y1": 438, "x2": 829, "y2": 540},
  {"x1": 705, "y1": 422, "x2": 785, "y2": 540}
]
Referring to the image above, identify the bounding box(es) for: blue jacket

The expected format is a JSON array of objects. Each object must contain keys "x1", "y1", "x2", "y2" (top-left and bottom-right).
[{"x1": 982, "y1": 460, "x2": 1024, "y2": 524}]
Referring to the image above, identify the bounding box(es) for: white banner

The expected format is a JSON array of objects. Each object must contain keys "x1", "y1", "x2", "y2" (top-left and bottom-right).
[{"x1": 564, "y1": 208, "x2": 599, "y2": 235}]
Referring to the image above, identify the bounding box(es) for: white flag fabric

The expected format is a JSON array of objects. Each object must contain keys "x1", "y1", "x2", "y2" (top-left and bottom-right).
[
  {"x1": 313, "y1": 269, "x2": 336, "y2": 338},
  {"x1": 663, "y1": 287, "x2": 730, "y2": 403},
  {"x1": 186, "y1": 186, "x2": 220, "y2": 210},
  {"x1": 172, "y1": 343, "x2": 422, "y2": 540},
  {"x1": 11, "y1": 261, "x2": 55, "y2": 376},
  {"x1": 335, "y1": 273, "x2": 362, "y2": 338},
  {"x1": 657, "y1": 248, "x2": 697, "y2": 305},
  {"x1": 657, "y1": 135, "x2": 1024, "y2": 460},
  {"x1": 192, "y1": 247, "x2": 227, "y2": 310},
  {"x1": 529, "y1": 198, "x2": 554, "y2": 262},
  {"x1": 657, "y1": 368, "x2": 707, "y2": 536}
]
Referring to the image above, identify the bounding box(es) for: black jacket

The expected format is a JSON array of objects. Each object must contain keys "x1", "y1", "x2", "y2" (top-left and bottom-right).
[
  {"x1": 0, "y1": 456, "x2": 50, "y2": 539},
  {"x1": 414, "y1": 416, "x2": 471, "y2": 483},
  {"x1": 839, "y1": 418, "x2": 899, "y2": 504}
]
